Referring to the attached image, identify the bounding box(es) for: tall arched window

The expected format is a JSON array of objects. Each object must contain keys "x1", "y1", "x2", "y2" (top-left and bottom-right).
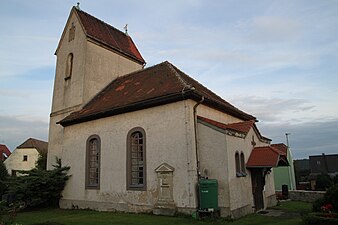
[
  {"x1": 236, "y1": 151, "x2": 247, "y2": 177},
  {"x1": 65, "y1": 53, "x2": 73, "y2": 80},
  {"x1": 86, "y1": 135, "x2": 100, "y2": 189},
  {"x1": 235, "y1": 152, "x2": 241, "y2": 176},
  {"x1": 127, "y1": 127, "x2": 146, "y2": 190},
  {"x1": 240, "y1": 152, "x2": 246, "y2": 175}
]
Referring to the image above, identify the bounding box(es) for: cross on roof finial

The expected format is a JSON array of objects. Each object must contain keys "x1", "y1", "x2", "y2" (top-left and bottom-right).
[
  {"x1": 124, "y1": 24, "x2": 128, "y2": 36},
  {"x1": 76, "y1": 2, "x2": 80, "y2": 10}
]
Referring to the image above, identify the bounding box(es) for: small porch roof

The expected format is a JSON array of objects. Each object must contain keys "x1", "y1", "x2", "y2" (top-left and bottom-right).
[{"x1": 246, "y1": 146, "x2": 289, "y2": 168}]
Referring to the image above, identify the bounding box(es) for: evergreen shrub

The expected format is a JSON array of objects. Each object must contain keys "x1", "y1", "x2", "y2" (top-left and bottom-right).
[{"x1": 6, "y1": 159, "x2": 70, "y2": 208}]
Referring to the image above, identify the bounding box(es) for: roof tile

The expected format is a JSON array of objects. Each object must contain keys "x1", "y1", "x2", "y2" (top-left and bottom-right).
[
  {"x1": 271, "y1": 143, "x2": 288, "y2": 155},
  {"x1": 246, "y1": 146, "x2": 288, "y2": 168},
  {"x1": 17, "y1": 138, "x2": 48, "y2": 155},
  {"x1": 0, "y1": 144, "x2": 11, "y2": 160},
  {"x1": 197, "y1": 116, "x2": 255, "y2": 134},
  {"x1": 60, "y1": 61, "x2": 255, "y2": 126},
  {"x1": 75, "y1": 8, "x2": 145, "y2": 64}
]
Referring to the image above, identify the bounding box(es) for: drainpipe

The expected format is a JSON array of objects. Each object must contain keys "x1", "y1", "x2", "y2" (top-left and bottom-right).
[{"x1": 193, "y1": 96, "x2": 204, "y2": 180}]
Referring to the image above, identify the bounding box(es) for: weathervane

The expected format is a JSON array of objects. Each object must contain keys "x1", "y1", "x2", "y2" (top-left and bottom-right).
[{"x1": 124, "y1": 24, "x2": 128, "y2": 36}]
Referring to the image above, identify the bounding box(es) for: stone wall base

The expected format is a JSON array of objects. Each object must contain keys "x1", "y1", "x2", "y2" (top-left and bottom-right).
[
  {"x1": 230, "y1": 204, "x2": 253, "y2": 219},
  {"x1": 59, "y1": 199, "x2": 153, "y2": 213},
  {"x1": 265, "y1": 194, "x2": 277, "y2": 208},
  {"x1": 288, "y1": 190, "x2": 325, "y2": 202},
  {"x1": 60, "y1": 199, "x2": 260, "y2": 219}
]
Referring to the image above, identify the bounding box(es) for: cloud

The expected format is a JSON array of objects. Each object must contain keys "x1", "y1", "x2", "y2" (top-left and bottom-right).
[
  {"x1": 250, "y1": 16, "x2": 302, "y2": 43},
  {"x1": 228, "y1": 95, "x2": 315, "y2": 122},
  {"x1": 0, "y1": 116, "x2": 49, "y2": 152},
  {"x1": 258, "y1": 119, "x2": 338, "y2": 159}
]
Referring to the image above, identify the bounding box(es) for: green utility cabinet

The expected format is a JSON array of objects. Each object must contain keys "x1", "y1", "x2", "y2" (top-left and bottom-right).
[{"x1": 199, "y1": 179, "x2": 218, "y2": 211}]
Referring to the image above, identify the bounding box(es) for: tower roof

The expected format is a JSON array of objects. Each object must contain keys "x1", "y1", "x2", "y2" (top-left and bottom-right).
[{"x1": 56, "y1": 7, "x2": 145, "y2": 65}]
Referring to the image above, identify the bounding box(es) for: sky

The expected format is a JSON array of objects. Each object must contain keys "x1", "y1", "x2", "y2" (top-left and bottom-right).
[{"x1": 0, "y1": 0, "x2": 338, "y2": 159}]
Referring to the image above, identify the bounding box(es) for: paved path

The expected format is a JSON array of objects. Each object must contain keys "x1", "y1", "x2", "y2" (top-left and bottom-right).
[{"x1": 257, "y1": 209, "x2": 301, "y2": 218}]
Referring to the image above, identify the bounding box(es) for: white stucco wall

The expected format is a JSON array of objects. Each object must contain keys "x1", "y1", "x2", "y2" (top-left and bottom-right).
[
  {"x1": 59, "y1": 100, "x2": 198, "y2": 212},
  {"x1": 197, "y1": 120, "x2": 277, "y2": 217},
  {"x1": 197, "y1": 123, "x2": 231, "y2": 216},
  {"x1": 197, "y1": 104, "x2": 243, "y2": 124},
  {"x1": 4, "y1": 148, "x2": 39, "y2": 175}
]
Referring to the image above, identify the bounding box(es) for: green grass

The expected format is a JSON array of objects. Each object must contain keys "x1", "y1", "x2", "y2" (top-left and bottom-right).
[
  {"x1": 272, "y1": 200, "x2": 312, "y2": 214},
  {"x1": 10, "y1": 201, "x2": 311, "y2": 225}
]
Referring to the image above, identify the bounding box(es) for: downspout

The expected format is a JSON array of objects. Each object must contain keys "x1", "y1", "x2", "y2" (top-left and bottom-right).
[{"x1": 193, "y1": 96, "x2": 205, "y2": 180}]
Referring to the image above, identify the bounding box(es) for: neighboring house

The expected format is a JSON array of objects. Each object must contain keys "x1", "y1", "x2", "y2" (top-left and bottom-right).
[
  {"x1": 309, "y1": 153, "x2": 338, "y2": 190},
  {"x1": 47, "y1": 6, "x2": 287, "y2": 218},
  {"x1": 294, "y1": 159, "x2": 310, "y2": 190},
  {"x1": 4, "y1": 138, "x2": 48, "y2": 176},
  {"x1": 272, "y1": 143, "x2": 296, "y2": 191},
  {"x1": 0, "y1": 144, "x2": 11, "y2": 161}
]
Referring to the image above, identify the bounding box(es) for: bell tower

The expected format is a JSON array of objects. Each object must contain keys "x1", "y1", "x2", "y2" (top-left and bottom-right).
[{"x1": 47, "y1": 6, "x2": 145, "y2": 169}]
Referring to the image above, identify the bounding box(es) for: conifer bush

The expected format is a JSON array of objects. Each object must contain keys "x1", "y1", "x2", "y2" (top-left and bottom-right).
[{"x1": 6, "y1": 159, "x2": 70, "y2": 208}]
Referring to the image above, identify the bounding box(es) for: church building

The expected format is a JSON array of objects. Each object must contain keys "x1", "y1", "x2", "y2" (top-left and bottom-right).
[{"x1": 47, "y1": 6, "x2": 288, "y2": 218}]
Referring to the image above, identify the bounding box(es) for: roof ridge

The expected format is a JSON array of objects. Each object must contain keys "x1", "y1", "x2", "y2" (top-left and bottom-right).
[
  {"x1": 164, "y1": 61, "x2": 190, "y2": 89},
  {"x1": 270, "y1": 145, "x2": 286, "y2": 155},
  {"x1": 75, "y1": 7, "x2": 128, "y2": 38}
]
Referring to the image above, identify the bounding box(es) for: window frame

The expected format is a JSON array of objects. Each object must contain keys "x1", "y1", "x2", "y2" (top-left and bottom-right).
[
  {"x1": 235, "y1": 151, "x2": 247, "y2": 177},
  {"x1": 23, "y1": 155, "x2": 28, "y2": 161},
  {"x1": 85, "y1": 135, "x2": 101, "y2": 189},
  {"x1": 126, "y1": 127, "x2": 147, "y2": 191},
  {"x1": 65, "y1": 53, "x2": 73, "y2": 80}
]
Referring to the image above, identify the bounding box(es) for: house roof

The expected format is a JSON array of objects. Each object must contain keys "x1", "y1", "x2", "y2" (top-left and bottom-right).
[
  {"x1": 271, "y1": 143, "x2": 288, "y2": 155},
  {"x1": 56, "y1": 7, "x2": 145, "y2": 65},
  {"x1": 17, "y1": 138, "x2": 48, "y2": 155},
  {"x1": 246, "y1": 146, "x2": 288, "y2": 168},
  {"x1": 309, "y1": 153, "x2": 338, "y2": 174},
  {"x1": 59, "y1": 61, "x2": 256, "y2": 126},
  {"x1": 197, "y1": 116, "x2": 271, "y2": 143},
  {"x1": 0, "y1": 144, "x2": 11, "y2": 158},
  {"x1": 197, "y1": 116, "x2": 255, "y2": 134}
]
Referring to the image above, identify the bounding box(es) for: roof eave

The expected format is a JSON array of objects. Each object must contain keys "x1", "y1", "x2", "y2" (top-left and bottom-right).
[
  {"x1": 86, "y1": 36, "x2": 145, "y2": 65},
  {"x1": 59, "y1": 89, "x2": 255, "y2": 127},
  {"x1": 246, "y1": 165, "x2": 273, "y2": 169},
  {"x1": 59, "y1": 90, "x2": 195, "y2": 126}
]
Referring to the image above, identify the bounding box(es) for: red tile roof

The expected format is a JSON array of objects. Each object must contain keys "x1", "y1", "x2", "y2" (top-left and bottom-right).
[
  {"x1": 197, "y1": 116, "x2": 255, "y2": 134},
  {"x1": 271, "y1": 143, "x2": 288, "y2": 155},
  {"x1": 246, "y1": 146, "x2": 288, "y2": 168},
  {"x1": 72, "y1": 7, "x2": 145, "y2": 64},
  {"x1": 59, "y1": 61, "x2": 255, "y2": 126},
  {"x1": 0, "y1": 144, "x2": 11, "y2": 160},
  {"x1": 17, "y1": 138, "x2": 48, "y2": 155}
]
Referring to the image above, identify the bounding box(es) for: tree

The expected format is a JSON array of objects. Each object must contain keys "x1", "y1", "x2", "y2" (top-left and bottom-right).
[
  {"x1": 35, "y1": 153, "x2": 47, "y2": 170},
  {"x1": 0, "y1": 161, "x2": 9, "y2": 196},
  {"x1": 315, "y1": 173, "x2": 333, "y2": 191}
]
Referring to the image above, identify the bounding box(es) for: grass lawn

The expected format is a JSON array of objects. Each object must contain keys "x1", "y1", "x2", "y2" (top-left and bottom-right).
[{"x1": 11, "y1": 201, "x2": 311, "y2": 225}]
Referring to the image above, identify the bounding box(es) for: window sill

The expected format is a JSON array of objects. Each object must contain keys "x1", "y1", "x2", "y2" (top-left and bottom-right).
[
  {"x1": 127, "y1": 185, "x2": 146, "y2": 191},
  {"x1": 236, "y1": 172, "x2": 247, "y2": 177},
  {"x1": 85, "y1": 185, "x2": 100, "y2": 190}
]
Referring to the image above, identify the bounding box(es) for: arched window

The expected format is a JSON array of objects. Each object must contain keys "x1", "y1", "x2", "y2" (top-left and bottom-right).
[
  {"x1": 235, "y1": 152, "x2": 241, "y2": 176},
  {"x1": 127, "y1": 127, "x2": 146, "y2": 190},
  {"x1": 236, "y1": 152, "x2": 247, "y2": 177},
  {"x1": 86, "y1": 135, "x2": 100, "y2": 189},
  {"x1": 65, "y1": 53, "x2": 73, "y2": 80},
  {"x1": 240, "y1": 152, "x2": 246, "y2": 176}
]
